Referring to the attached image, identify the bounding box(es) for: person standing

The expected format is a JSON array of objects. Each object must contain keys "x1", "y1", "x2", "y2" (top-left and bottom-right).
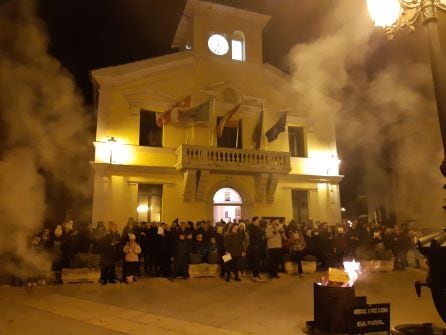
[
  {"x1": 265, "y1": 219, "x2": 283, "y2": 279},
  {"x1": 123, "y1": 233, "x2": 141, "y2": 283},
  {"x1": 286, "y1": 221, "x2": 306, "y2": 278},
  {"x1": 247, "y1": 217, "x2": 265, "y2": 282},
  {"x1": 98, "y1": 222, "x2": 120, "y2": 285},
  {"x1": 147, "y1": 221, "x2": 158, "y2": 274},
  {"x1": 223, "y1": 224, "x2": 244, "y2": 282},
  {"x1": 173, "y1": 222, "x2": 190, "y2": 279}
]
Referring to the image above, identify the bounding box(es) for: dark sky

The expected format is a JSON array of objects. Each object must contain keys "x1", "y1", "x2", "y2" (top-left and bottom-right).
[
  {"x1": 36, "y1": 0, "x2": 438, "y2": 215},
  {"x1": 37, "y1": 0, "x2": 342, "y2": 103}
]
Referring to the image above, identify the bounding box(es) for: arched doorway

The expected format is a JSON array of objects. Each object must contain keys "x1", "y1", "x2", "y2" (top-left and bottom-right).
[{"x1": 213, "y1": 187, "x2": 242, "y2": 223}]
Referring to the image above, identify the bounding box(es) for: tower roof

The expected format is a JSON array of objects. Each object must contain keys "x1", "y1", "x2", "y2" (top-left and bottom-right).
[{"x1": 171, "y1": 0, "x2": 271, "y2": 49}]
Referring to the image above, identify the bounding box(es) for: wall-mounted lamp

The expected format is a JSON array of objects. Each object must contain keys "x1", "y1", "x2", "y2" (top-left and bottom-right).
[{"x1": 108, "y1": 136, "x2": 117, "y2": 164}]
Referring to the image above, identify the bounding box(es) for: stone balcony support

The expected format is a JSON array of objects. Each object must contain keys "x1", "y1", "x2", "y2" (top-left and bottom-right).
[
  {"x1": 175, "y1": 145, "x2": 291, "y2": 203},
  {"x1": 183, "y1": 168, "x2": 197, "y2": 201}
]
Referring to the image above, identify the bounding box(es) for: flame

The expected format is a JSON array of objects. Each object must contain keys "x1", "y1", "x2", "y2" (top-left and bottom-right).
[{"x1": 343, "y1": 260, "x2": 361, "y2": 286}]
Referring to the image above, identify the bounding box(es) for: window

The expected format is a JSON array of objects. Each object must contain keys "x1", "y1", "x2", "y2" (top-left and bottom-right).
[
  {"x1": 137, "y1": 184, "x2": 162, "y2": 223},
  {"x1": 217, "y1": 117, "x2": 242, "y2": 149},
  {"x1": 140, "y1": 110, "x2": 162, "y2": 147},
  {"x1": 231, "y1": 31, "x2": 245, "y2": 61},
  {"x1": 291, "y1": 190, "x2": 309, "y2": 224},
  {"x1": 288, "y1": 126, "x2": 306, "y2": 157}
]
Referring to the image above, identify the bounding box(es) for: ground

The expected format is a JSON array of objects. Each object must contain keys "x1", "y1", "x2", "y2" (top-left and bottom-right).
[{"x1": 0, "y1": 269, "x2": 443, "y2": 334}]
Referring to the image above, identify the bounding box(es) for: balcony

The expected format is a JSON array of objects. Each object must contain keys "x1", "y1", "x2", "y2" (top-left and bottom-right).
[{"x1": 175, "y1": 144, "x2": 291, "y2": 174}]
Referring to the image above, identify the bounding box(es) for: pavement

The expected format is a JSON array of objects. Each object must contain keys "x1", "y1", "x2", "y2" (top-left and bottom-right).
[{"x1": 0, "y1": 268, "x2": 443, "y2": 335}]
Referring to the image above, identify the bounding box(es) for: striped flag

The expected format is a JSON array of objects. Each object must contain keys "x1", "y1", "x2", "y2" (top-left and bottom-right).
[
  {"x1": 178, "y1": 100, "x2": 210, "y2": 123},
  {"x1": 252, "y1": 108, "x2": 263, "y2": 149},
  {"x1": 156, "y1": 95, "x2": 191, "y2": 127},
  {"x1": 217, "y1": 104, "x2": 241, "y2": 137}
]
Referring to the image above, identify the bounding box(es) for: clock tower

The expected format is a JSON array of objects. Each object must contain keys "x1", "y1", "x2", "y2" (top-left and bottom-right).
[{"x1": 171, "y1": 0, "x2": 270, "y2": 64}]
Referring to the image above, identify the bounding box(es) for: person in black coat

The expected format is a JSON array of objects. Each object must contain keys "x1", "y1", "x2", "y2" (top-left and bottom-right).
[
  {"x1": 98, "y1": 222, "x2": 120, "y2": 284},
  {"x1": 156, "y1": 222, "x2": 171, "y2": 277},
  {"x1": 173, "y1": 222, "x2": 190, "y2": 279},
  {"x1": 147, "y1": 221, "x2": 158, "y2": 274},
  {"x1": 223, "y1": 224, "x2": 244, "y2": 282},
  {"x1": 138, "y1": 221, "x2": 149, "y2": 273},
  {"x1": 247, "y1": 217, "x2": 264, "y2": 281}
]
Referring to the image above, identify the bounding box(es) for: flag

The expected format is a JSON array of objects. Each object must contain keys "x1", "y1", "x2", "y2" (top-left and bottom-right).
[
  {"x1": 156, "y1": 95, "x2": 191, "y2": 127},
  {"x1": 265, "y1": 112, "x2": 287, "y2": 142},
  {"x1": 217, "y1": 104, "x2": 241, "y2": 137},
  {"x1": 178, "y1": 100, "x2": 211, "y2": 123},
  {"x1": 252, "y1": 109, "x2": 263, "y2": 149}
]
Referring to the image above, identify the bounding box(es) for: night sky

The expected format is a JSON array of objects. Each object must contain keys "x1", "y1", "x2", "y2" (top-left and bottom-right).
[{"x1": 35, "y1": 0, "x2": 439, "y2": 218}]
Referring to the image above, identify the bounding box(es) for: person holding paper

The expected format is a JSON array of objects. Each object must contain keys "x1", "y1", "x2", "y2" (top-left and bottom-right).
[
  {"x1": 265, "y1": 219, "x2": 283, "y2": 279},
  {"x1": 223, "y1": 224, "x2": 244, "y2": 282}
]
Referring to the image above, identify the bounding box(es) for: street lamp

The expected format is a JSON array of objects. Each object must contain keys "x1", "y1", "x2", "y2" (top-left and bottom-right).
[
  {"x1": 367, "y1": 0, "x2": 446, "y2": 173},
  {"x1": 367, "y1": 0, "x2": 446, "y2": 327},
  {"x1": 108, "y1": 136, "x2": 117, "y2": 164}
]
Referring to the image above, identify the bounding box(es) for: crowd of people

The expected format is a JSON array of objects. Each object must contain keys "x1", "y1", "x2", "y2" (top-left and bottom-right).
[{"x1": 24, "y1": 216, "x2": 423, "y2": 286}]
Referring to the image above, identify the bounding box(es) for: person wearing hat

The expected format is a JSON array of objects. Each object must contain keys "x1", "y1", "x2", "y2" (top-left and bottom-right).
[{"x1": 123, "y1": 233, "x2": 141, "y2": 283}]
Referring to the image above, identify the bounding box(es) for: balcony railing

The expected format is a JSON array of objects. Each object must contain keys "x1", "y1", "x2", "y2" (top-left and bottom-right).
[{"x1": 175, "y1": 144, "x2": 291, "y2": 174}]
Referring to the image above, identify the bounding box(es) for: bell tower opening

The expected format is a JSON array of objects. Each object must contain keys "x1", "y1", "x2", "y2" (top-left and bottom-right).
[{"x1": 213, "y1": 187, "x2": 242, "y2": 224}]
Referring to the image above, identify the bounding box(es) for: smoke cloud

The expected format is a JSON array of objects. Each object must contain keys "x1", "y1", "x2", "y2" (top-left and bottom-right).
[
  {"x1": 287, "y1": 0, "x2": 444, "y2": 227},
  {"x1": 0, "y1": 0, "x2": 92, "y2": 277}
]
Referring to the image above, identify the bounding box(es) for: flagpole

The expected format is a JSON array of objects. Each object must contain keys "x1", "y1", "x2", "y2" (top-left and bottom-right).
[
  {"x1": 211, "y1": 97, "x2": 216, "y2": 147},
  {"x1": 260, "y1": 103, "x2": 264, "y2": 150},
  {"x1": 235, "y1": 121, "x2": 239, "y2": 149}
]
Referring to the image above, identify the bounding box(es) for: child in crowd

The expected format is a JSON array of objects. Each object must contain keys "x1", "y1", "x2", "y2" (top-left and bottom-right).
[{"x1": 123, "y1": 233, "x2": 141, "y2": 283}]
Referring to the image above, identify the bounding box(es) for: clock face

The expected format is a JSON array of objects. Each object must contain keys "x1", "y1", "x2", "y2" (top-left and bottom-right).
[{"x1": 208, "y1": 34, "x2": 229, "y2": 56}]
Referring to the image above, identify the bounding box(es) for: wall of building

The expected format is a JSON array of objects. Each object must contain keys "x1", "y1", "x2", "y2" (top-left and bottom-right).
[
  {"x1": 91, "y1": 5, "x2": 342, "y2": 229},
  {"x1": 92, "y1": 165, "x2": 341, "y2": 231}
]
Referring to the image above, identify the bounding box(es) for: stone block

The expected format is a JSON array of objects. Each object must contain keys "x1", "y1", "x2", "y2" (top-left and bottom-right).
[
  {"x1": 61, "y1": 268, "x2": 100, "y2": 283},
  {"x1": 188, "y1": 264, "x2": 221, "y2": 278},
  {"x1": 302, "y1": 261, "x2": 317, "y2": 274}
]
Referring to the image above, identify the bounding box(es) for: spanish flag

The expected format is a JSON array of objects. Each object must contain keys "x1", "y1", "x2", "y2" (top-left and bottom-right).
[
  {"x1": 156, "y1": 95, "x2": 191, "y2": 127},
  {"x1": 217, "y1": 104, "x2": 241, "y2": 137}
]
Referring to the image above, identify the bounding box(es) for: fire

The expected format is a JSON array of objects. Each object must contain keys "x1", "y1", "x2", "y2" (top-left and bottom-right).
[{"x1": 343, "y1": 260, "x2": 361, "y2": 287}]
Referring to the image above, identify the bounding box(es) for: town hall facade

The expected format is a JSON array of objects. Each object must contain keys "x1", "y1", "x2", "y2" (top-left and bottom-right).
[{"x1": 90, "y1": 0, "x2": 342, "y2": 228}]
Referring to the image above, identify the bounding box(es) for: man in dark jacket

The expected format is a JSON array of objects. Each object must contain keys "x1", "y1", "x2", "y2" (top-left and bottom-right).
[
  {"x1": 98, "y1": 221, "x2": 120, "y2": 284},
  {"x1": 173, "y1": 222, "x2": 190, "y2": 279},
  {"x1": 224, "y1": 224, "x2": 244, "y2": 282},
  {"x1": 247, "y1": 217, "x2": 264, "y2": 282}
]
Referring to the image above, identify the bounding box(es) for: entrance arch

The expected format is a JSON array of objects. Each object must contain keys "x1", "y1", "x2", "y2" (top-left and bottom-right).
[{"x1": 213, "y1": 187, "x2": 242, "y2": 223}]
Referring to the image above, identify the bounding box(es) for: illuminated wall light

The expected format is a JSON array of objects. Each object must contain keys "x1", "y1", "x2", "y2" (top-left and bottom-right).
[
  {"x1": 303, "y1": 151, "x2": 341, "y2": 176},
  {"x1": 94, "y1": 137, "x2": 133, "y2": 165},
  {"x1": 137, "y1": 204, "x2": 149, "y2": 213}
]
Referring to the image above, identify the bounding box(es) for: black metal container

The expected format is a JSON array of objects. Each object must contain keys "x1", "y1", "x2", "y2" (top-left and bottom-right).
[{"x1": 313, "y1": 283, "x2": 356, "y2": 333}]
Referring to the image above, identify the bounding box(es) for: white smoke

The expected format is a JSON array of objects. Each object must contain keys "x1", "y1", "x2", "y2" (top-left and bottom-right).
[
  {"x1": 287, "y1": 0, "x2": 444, "y2": 227},
  {"x1": 0, "y1": 0, "x2": 92, "y2": 277}
]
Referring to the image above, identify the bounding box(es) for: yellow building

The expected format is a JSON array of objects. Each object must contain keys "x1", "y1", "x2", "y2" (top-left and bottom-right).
[{"x1": 90, "y1": 0, "x2": 342, "y2": 229}]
